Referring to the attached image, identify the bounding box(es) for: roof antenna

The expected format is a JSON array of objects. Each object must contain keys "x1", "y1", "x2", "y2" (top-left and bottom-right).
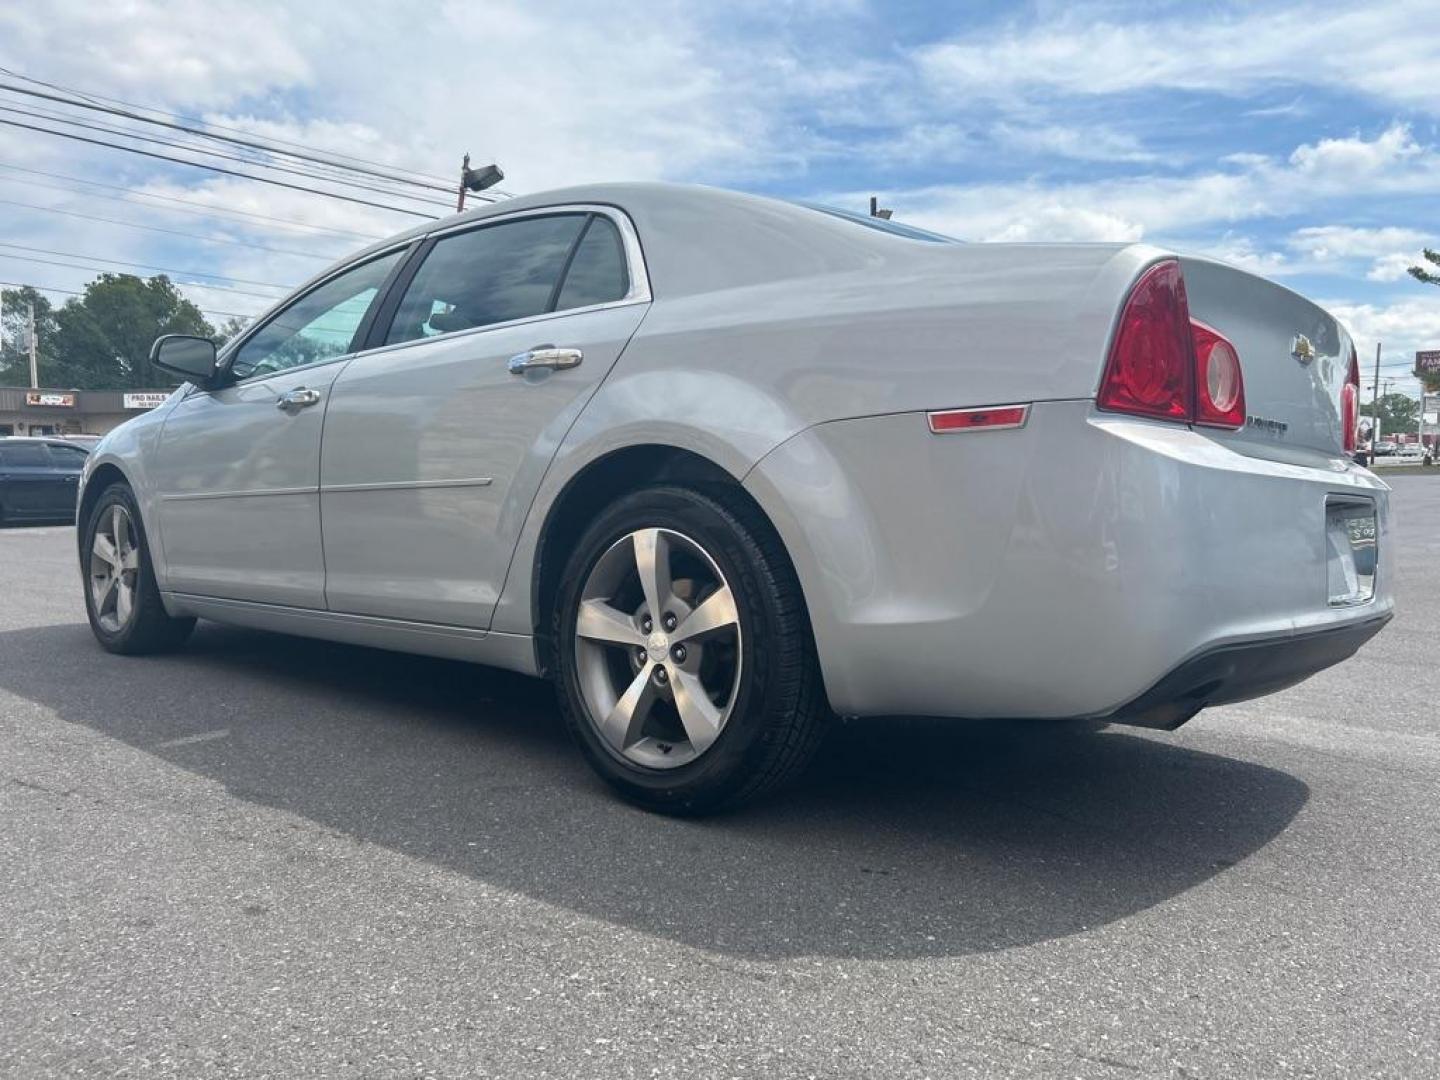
[
  {"x1": 869, "y1": 195, "x2": 893, "y2": 220},
  {"x1": 456, "y1": 153, "x2": 505, "y2": 213}
]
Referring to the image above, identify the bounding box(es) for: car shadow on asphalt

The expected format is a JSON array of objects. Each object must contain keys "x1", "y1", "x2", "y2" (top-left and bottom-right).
[{"x1": 0, "y1": 621, "x2": 1310, "y2": 961}]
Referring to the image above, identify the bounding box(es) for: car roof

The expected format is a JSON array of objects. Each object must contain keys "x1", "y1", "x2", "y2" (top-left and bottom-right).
[
  {"x1": 0, "y1": 436, "x2": 88, "y2": 447},
  {"x1": 283, "y1": 182, "x2": 1007, "y2": 308}
]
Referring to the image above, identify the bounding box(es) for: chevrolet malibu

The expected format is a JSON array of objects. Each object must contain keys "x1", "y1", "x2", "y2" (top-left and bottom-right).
[{"x1": 76, "y1": 183, "x2": 1392, "y2": 813}]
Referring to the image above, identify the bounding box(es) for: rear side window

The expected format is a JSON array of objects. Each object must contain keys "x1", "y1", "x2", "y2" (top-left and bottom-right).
[
  {"x1": 555, "y1": 216, "x2": 629, "y2": 311},
  {"x1": 47, "y1": 444, "x2": 89, "y2": 465},
  {"x1": 0, "y1": 444, "x2": 49, "y2": 467},
  {"x1": 385, "y1": 215, "x2": 587, "y2": 346}
]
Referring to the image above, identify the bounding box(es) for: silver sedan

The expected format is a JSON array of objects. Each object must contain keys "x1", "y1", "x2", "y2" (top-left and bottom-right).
[{"x1": 76, "y1": 183, "x2": 1393, "y2": 812}]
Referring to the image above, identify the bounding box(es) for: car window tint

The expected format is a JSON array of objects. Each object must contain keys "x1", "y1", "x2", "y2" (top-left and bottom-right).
[
  {"x1": 46, "y1": 444, "x2": 88, "y2": 465},
  {"x1": 554, "y1": 217, "x2": 629, "y2": 311},
  {"x1": 1, "y1": 444, "x2": 48, "y2": 466},
  {"x1": 232, "y1": 250, "x2": 403, "y2": 380},
  {"x1": 385, "y1": 215, "x2": 587, "y2": 346}
]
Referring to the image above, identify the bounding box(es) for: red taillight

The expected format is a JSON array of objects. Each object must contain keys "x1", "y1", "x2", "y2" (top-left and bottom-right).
[
  {"x1": 1098, "y1": 260, "x2": 1194, "y2": 422},
  {"x1": 1099, "y1": 260, "x2": 1248, "y2": 432},
  {"x1": 1192, "y1": 320, "x2": 1245, "y2": 429},
  {"x1": 1341, "y1": 344, "x2": 1360, "y2": 453}
]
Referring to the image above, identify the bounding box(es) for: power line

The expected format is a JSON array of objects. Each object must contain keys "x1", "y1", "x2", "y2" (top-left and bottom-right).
[
  {"x1": 0, "y1": 115, "x2": 441, "y2": 219},
  {"x1": 0, "y1": 168, "x2": 382, "y2": 241},
  {"x1": 0, "y1": 196, "x2": 343, "y2": 259},
  {"x1": 0, "y1": 101, "x2": 456, "y2": 209},
  {"x1": 0, "y1": 253, "x2": 286, "y2": 301},
  {"x1": 0, "y1": 278, "x2": 260, "y2": 321},
  {"x1": 0, "y1": 242, "x2": 293, "y2": 289},
  {"x1": 0, "y1": 68, "x2": 516, "y2": 201},
  {"x1": 0, "y1": 75, "x2": 474, "y2": 197},
  {"x1": 0, "y1": 164, "x2": 385, "y2": 241}
]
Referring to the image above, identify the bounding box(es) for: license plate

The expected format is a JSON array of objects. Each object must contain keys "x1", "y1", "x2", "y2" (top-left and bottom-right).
[{"x1": 1326, "y1": 499, "x2": 1377, "y2": 606}]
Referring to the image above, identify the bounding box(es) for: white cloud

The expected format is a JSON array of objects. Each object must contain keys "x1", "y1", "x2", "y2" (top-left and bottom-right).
[
  {"x1": 0, "y1": 1, "x2": 310, "y2": 107},
  {"x1": 915, "y1": 1, "x2": 1440, "y2": 114},
  {"x1": 1189, "y1": 235, "x2": 1293, "y2": 277},
  {"x1": 891, "y1": 125, "x2": 1440, "y2": 244},
  {"x1": 991, "y1": 123, "x2": 1155, "y2": 163},
  {"x1": 1284, "y1": 227, "x2": 1433, "y2": 283},
  {"x1": 1367, "y1": 254, "x2": 1422, "y2": 283},
  {"x1": 1289, "y1": 226, "x2": 1431, "y2": 260}
]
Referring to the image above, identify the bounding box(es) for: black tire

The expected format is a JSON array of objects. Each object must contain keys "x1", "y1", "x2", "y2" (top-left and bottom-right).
[
  {"x1": 552, "y1": 484, "x2": 828, "y2": 815},
  {"x1": 81, "y1": 481, "x2": 196, "y2": 655}
]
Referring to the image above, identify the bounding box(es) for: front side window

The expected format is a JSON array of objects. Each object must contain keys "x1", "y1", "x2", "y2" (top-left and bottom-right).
[
  {"x1": 231, "y1": 249, "x2": 404, "y2": 380},
  {"x1": 386, "y1": 214, "x2": 620, "y2": 346}
]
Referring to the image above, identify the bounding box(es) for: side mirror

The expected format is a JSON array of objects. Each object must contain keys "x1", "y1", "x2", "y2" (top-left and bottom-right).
[{"x1": 150, "y1": 335, "x2": 218, "y2": 387}]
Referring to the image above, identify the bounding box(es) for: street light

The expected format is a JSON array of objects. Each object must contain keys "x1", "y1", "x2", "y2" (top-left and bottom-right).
[{"x1": 456, "y1": 154, "x2": 504, "y2": 212}]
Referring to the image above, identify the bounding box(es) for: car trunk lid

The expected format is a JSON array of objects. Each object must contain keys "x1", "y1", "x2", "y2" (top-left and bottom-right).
[{"x1": 1180, "y1": 255, "x2": 1353, "y2": 458}]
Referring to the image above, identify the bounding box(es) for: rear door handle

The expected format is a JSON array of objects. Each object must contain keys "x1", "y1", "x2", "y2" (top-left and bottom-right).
[
  {"x1": 508, "y1": 346, "x2": 583, "y2": 375},
  {"x1": 276, "y1": 387, "x2": 322, "y2": 410}
]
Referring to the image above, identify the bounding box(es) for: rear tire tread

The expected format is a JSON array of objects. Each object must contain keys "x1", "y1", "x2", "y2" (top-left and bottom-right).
[{"x1": 551, "y1": 482, "x2": 827, "y2": 814}]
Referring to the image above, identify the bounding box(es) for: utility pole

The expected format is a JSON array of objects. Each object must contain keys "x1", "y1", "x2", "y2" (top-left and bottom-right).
[
  {"x1": 26, "y1": 301, "x2": 38, "y2": 389},
  {"x1": 455, "y1": 154, "x2": 505, "y2": 214},
  {"x1": 456, "y1": 152, "x2": 471, "y2": 214},
  {"x1": 1370, "y1": 341, "x2": 1381, "y2": 463}
]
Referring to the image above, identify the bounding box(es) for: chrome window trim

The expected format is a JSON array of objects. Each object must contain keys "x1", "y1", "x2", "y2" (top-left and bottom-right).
[
  {"x1": 354, "y1": 294, "x2": 650, "y2": 362},
  {"x1": 199, "y1": 203, "x2": 650, "y2": 386}
]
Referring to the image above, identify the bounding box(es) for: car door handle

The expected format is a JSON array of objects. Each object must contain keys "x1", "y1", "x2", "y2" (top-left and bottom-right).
[
  {"x1": 276, "y1": 387, "x2": 322, "y2": 410},
  {"x1": 507, "y1": 346, "x2": 583, "y2": 375}
]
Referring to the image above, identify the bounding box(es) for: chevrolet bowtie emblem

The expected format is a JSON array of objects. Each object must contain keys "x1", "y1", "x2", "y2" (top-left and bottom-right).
[{"x1": 1291, "y1": 334, "x2": 1316, "y2": 365}]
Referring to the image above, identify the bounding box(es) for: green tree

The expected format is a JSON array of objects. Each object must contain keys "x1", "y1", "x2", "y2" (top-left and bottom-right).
[
  {"x1": 1404, "y1": 252, "x2": 1440, "y2": 392},
  {"x1": 1360, "y1": 392, "x2": 1420, "y2": 438},
  {"x1": 213, "y1": 315, "x2": 251, "y2": 348},
  {"x1": 51, "y1": 274, "x2": 215, "y2": 388},
  {"x1": 0, "y1": 286, "x2": 60, "y2": 385},
  {"x1": 1410, "y1": 248, "x2": 1440, "y2": 286}
]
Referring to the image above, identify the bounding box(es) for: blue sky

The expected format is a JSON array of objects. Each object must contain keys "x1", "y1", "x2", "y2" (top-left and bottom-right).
[{"x1": 1, "y1": 0, "x2": 1437, "y2": 395}]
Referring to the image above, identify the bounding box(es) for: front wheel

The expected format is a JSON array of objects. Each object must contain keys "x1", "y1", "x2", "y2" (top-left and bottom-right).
[
  {"x1": 552, "y1": 484, "x2": 827, "y2": 814},
  {"x1": 82, "y1": 482, "x2": 195, "y2": 654}
]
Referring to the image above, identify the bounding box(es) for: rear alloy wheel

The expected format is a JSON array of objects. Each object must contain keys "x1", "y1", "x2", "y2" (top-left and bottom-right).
[
  {"x1": 82, "y1": 482, "x2": 195, "y2": 655},
  {"x1": 574, "y1": 526, "x2": 742, "y2": 769},
  {"x1": 553, "y1": 485, "x2": 826, "y2": 814}
]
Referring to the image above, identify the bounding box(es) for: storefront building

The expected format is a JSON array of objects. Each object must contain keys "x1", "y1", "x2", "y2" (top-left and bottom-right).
[{"x1": 0, "y1": 387, "x2": 174, "y2": 437}]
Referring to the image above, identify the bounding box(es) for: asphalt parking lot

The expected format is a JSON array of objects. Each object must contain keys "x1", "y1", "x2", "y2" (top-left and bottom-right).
[{"x1": 1, "y1": 480, "x2": 1437, "y2": 1079}]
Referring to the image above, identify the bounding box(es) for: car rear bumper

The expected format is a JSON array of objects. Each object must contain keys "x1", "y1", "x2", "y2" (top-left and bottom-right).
[
  {"x1": 1102, "y1": 612, "x2": 1391, "y2": 729},
  {"x1": 744, "y1": 398, "x2": 1393, "y2": 720}
]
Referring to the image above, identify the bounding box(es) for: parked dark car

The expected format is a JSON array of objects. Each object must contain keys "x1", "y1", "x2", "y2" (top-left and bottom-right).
[{"x1": 0, "y1": 437, "x2": 89, "y2": 524}]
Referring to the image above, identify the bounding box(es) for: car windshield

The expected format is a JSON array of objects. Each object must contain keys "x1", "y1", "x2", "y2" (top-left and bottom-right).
[{"x1": 795, "y1": 202, "x2": 959, "y2": 243}]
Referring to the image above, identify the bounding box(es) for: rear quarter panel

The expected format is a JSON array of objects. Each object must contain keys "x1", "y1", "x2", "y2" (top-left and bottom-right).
[{"x1": 493, "y1": 240, "x2": 1156, "y2": 640}]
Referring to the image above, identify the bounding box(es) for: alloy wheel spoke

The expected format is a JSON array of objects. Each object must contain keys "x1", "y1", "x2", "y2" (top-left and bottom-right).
[
  {"x1": 92, "y1": 571, "x2": 117, "y2": 612},
  {"x1": 115, "y1": 579, "x2": 134, "y2": 626},
  {"x1": 600, "y1": 662, "x2": 658, "y2": 751},
  {"x1": 111, "y1": 505, "x2": 126, "y2": 555},
  {"x1": 92, "y1": 532, "x2": 118, "y2": 569},
  {"x1": 120, "y1": 546, "x2": 140, "y2": 571},
  {"x1": 672, "y1": 585, "x2": 738, "y2": 644},
  {"x1": 576, "y1": 599, "x2": 645, "y2": 647},
  {"x1": 632, "y1": 528, "x2": 673, "y2": 622},
  {"x1": 670, "y1": 667, "x2": 723, "y2": 754}
]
